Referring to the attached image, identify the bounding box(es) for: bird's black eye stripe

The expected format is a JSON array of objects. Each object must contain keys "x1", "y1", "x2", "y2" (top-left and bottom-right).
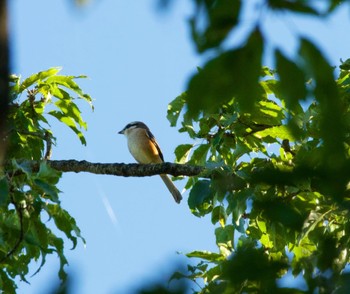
[
  {"x1": 126, "y1": 123, "x2": 137, "y2": 129},
  {"x1": 124, "y1": 121, "x2": 148, "y2": 131}
]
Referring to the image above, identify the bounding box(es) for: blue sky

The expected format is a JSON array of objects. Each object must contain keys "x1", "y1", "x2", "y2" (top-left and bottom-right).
[{"x1": 8, "y1": 0, "x2": 350, "y2": 293}]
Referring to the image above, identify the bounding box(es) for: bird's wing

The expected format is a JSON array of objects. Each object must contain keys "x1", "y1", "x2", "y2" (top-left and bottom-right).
[{"x1": 145, "y1": 129, "x2": 164, "y2": 162}]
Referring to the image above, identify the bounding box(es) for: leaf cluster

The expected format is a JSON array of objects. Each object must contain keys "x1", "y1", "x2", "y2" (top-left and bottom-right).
[
  {"x1": 167, "y1": 57, "x2": 350, "y2": 292},
  {"x1": 0, "y1": 68, "x2": 91, "y2": 292},
  {"x1": 165, "y1": 1, "x2": 350, "y2": 292}
]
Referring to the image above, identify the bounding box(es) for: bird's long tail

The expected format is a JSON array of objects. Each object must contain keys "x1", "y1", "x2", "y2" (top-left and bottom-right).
[{"x1": 160, "y1": 174, "x2": 182, "y2": 204}]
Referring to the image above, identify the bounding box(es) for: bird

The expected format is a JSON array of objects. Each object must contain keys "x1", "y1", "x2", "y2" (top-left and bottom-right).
[{"x1": 118, "y1": 121, "x2": 182, "y2": 204}]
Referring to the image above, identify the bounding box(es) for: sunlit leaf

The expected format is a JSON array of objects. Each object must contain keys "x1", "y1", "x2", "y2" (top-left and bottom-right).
[
  {"x1": 19, "y1": 67, "x2": 61, "y2": 92},
  {"x1": 254, "y1": 125, "x2": 295, "y2": 141},
  {"x1": 48, "y1": 111, "x2": 87, "y2": 145},
  {"x1": 186, "y1": 250, "x2": 225, "y2": 262},
  {"x1": 46, "y1": 75, "x2": 93, "y2": 107},
  {"x1": 167, "y1": 93, "x2": 186, "y2": 126}
]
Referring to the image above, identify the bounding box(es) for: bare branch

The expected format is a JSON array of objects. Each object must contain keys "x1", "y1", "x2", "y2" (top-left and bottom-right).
[{"x1": 13, "y1": 159, "x2": 207, "y2": 178}]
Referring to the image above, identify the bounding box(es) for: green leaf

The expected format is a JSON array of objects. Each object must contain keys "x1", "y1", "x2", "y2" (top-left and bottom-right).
[
  {"x1": 167, "y1": 93, "x2": 186, "y2": 126},
  {"x1": 339, "y1": 58, "x2": 350, "y2": 71},
  {"x1": 48, "y1": 111, "x2": 87, "y2": 145},
  {"x1": 189, "y1": 144, "x2": 210, "y2": 165},
  {"x1": 36, "y1": 161, "x2": 62, "y2": 185},
  {"x1": 222, "y1": 246, "x2": 287, "y2": 286},
  {"x1": 204, "y1": 265, "x2": 222, "y2": 283},
  {"x1": 275, "y1": 50, "x2": 307, "y2": 111},
  {"x1": 194, "y1": 0, "x2": 241, "y2": 52},
  {"x1": 188, "y1": 180, "x2": 213, "y2": 216},
  {"x1": 33, "y1": 179, "x2": 60, "y2": 203},
  {"x1": 254, "y1": 125, "x2": 295, "y2": 141},
  {"x1": 19, "y1": 67, "x2": 61, "y2": 92},
  {"x1": 54, "y1": 99, "x2": 87, "y2": 130},
  {"x1": 211, "y1": 206, "x2": 227, "y2": 226},
  {"x1": 186, "y1": 250, "x2": 225, "y2": 262},
  {"x1": 46, "y1": 75, "x2": 93, "y2": 107},
  {"x1": 256, "y1": 100, "x2": 284, "y2": 125},
  {"x1": 254, "y1": 198, "x2": 305, "y2": 231},
  {"x1": 49, "y1": 235, "x2": 68, "y2": 281},
  {"x1": 0, "y1": 178, "x2": 9, "y2": 207},
  {"x1": 174, "y1": 144, "x2": 193, "y2": 163},
  {"x1": 215, "y1": 225, "x2": 234, "y2": 249},
  {"x1": 46, "y1": 204, "x2": 85, "y2": 249},
  {"x1": 12, "y1": 159, "x2": 33, "y2": 176},
  {"x1": 187, "y1": 28, "x2": 263, "y2": 117},
  {"x1": 299, "y1": 38, "x2": 346, "y2": 171}
]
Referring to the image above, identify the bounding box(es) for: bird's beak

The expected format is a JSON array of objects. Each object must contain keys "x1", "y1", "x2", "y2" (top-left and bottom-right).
[{"x1": 118, "y1": 129, "x2": 124, "y2": 134}]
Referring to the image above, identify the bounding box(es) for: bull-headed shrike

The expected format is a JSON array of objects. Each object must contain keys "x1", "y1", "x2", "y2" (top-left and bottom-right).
[{"x1": 118, "y1": 121, "x2": 182, "y2": 204}]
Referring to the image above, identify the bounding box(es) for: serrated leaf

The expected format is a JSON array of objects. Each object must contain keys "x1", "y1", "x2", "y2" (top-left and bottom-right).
[
  {"x1": 54, "y1": 99, "x2": 87, "y2": 129},
  {"x1": 49, "y1": 235, "x2": 68, "y2": 281},
  {"x1": 48, "y1": 111, "x2": 87, "y2": 145},
  {"x1": 46, "y1": 204, "x2": 85, "y2": 249},
  {"x1": 46, "y1": 75, "x2": 93, "y2": 106}
]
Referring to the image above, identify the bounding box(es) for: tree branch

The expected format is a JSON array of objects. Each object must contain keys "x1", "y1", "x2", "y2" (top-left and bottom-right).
[{"x1": 16, "y1": 159, "x2": 207, "y2": 178}]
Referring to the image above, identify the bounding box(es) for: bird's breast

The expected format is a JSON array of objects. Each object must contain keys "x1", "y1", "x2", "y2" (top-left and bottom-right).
[{"x1": 126, "y1": 129, "x2": 162, "y2": 164}]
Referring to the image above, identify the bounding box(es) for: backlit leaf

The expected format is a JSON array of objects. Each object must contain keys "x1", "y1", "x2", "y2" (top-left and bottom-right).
[{"x1": 19, "y1": 67, "x2": 61, "y2": 92}]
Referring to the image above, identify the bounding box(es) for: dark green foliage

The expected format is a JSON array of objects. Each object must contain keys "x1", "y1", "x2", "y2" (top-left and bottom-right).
[
  {"x1": 0, "y1": 68, "x2": 91, "y2": 292},
  {"x1": 187, "y1": 28, "x2": 264, "y2": 116},
  {"x1": 190, "y1": 0, "x2": 241, "y2": 52},
  {"x1": 168, "y1": 57, "x2": 350, "y2": 292}
]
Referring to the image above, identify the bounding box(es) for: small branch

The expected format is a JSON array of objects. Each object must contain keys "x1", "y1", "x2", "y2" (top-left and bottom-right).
[
  {"x1": 13, "y1": 160, "x2": 207, "y2": 178},
  {"x1": 44, "y1": 131, "x2": 52, "y2": 160},
  {"x1": 281, "y1": 139, "x2": 295, "y2": 156}
]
